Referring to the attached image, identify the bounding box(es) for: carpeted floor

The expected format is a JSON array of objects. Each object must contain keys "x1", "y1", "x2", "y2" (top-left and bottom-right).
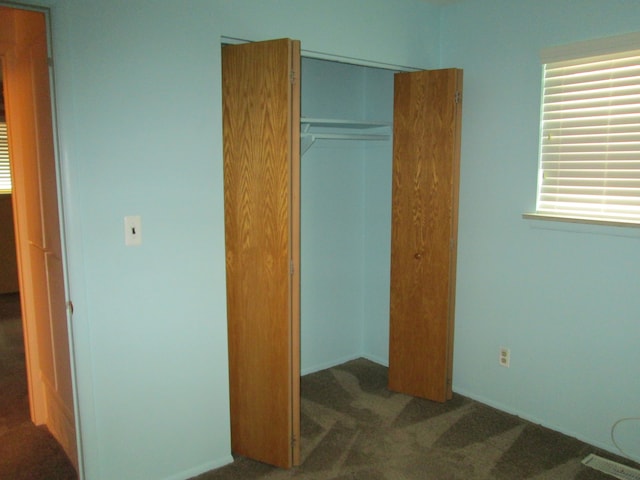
[
  {"x1": 194, "y1": 358, "x2": 640, "y2": 480},
  {"x1": 0, "y1": 292, "x2": 77, "y2": 480}
]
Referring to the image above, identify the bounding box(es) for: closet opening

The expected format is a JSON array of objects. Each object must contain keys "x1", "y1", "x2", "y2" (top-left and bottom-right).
[
  {"x1": 299, "y1": 56, "x2": 396, "y2": 378},
  {"x1": 222, "y1": 38, "x2": 462, "y2": 469}
]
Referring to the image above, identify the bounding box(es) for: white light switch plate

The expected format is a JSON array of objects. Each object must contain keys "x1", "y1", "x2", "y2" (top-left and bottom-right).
[{"x1": 124, "y1": 215, "x2": 142, "y2": 246}]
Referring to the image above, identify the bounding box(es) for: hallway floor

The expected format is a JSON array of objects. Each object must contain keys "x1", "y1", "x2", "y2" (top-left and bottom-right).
[{"x1": 0, "y1": 293, "x2": 77, "y2": 480}]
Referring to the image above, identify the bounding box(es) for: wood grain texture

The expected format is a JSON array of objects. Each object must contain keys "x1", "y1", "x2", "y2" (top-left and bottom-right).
[
  {"x1": 222, "y1": 38, "x2": 300, "y2": 468},
  {"x1": 388, "y1": 68, "x2": 463, "y2": 403}
]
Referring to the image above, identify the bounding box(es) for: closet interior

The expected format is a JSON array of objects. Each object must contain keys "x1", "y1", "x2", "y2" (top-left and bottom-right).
[{"x1": 300, "y1": 56, "x2": 395, "y2": 376}]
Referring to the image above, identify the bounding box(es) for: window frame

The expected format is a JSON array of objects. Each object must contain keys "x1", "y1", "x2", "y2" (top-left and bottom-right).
[{"x1": 526, "y1": 32, "x2": 640, "y2": 228}]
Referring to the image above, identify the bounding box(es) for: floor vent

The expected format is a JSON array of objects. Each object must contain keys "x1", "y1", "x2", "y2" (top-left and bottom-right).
[{"x1": 582, "y1": 454, "x2": 640, "y2": 480}]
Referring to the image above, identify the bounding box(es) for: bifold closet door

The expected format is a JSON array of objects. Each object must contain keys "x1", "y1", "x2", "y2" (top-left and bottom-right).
[
  {"x1": 222, "y1": 38, "x2": 301, "y2": 468},
  {"x1": 388, "y1": 68, "x2": 463, "y2": 403}
]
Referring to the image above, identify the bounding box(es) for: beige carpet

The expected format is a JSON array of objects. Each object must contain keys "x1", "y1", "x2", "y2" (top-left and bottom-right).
[{"x1": 195, "y1": 358, "x2": 639, "y2": 480}]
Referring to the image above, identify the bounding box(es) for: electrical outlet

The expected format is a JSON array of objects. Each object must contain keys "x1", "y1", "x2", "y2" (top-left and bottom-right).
[{"x1": 499, "y1": 347, "x2": 510, "y2": 367}]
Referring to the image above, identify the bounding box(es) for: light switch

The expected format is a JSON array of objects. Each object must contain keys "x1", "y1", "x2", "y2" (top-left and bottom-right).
[{"x1": 124, "y1": 215, "x2": 142, "y2": 246}]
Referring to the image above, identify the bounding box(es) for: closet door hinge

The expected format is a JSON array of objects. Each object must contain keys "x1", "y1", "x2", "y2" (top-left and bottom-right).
[
  {"x1": 291, "y1": 434, "x2": 297, "y2": 449},
  {"x1": 454, "y1": 91, "x2": 462, "y2": 104},
  {"x1": 290, "y1": 70, "x2": 296, "y2": 85},
  {"x1": 290, "y1": 260, "x2": 294, "y2": 275}
]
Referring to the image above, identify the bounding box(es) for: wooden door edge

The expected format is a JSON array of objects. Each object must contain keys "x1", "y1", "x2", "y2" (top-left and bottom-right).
[
  {"x1": 446, "y1": 68, "x2": 463, "y2": 401},
  {"x1": 289, "y1": 38, "x2": 302, "y2": 467}
]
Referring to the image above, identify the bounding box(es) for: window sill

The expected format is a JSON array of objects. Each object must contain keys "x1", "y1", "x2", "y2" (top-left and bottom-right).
[
  {"x1": 522, "y1": 213, "x2": 640, "y2": 238},
  {"x1": 523, "y1": 213, "x2": 640, "y2": 229}
]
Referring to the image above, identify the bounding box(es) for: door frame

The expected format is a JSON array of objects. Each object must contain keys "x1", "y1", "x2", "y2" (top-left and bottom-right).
[
  {"x1": 221, "y1": 35, "x2": 420, "y2": 73},
  {"x1": 0, "y1": 2, "x2": 81, "y2": 474}
]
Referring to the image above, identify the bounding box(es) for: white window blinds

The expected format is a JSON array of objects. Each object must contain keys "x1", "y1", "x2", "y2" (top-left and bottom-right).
[
  {"x1": 537, "y1": 45, "x2": 640, "y2": 224},
  {"x1": 0, "y1": 122, "x2": 10, "y2": 193}
]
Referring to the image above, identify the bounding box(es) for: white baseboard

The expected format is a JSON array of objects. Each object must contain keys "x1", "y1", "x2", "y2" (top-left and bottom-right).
[
  {"x1": 361, "y1": 353, "x2": 388, "y2": 367},
  {"x1": 453, "y1": 386, "x2": 640, "y2": 465},
  {"x1": 301, "y1": 353, "x2": 389, "y2": 376},
  {"x1": 301, "y1": 353, "x2": 363, "y2": 376},
  {"x1": 162, "y1": 454, "x2": 235, "y2": 480}
]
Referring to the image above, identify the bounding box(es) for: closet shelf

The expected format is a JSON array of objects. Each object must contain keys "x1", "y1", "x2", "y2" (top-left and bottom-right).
[
  {"x1": 302, "y1": 118, "x2": 392, "y2": 129},
  {"x1": 301, "y1": 117, "x2": 392, "y2": 155}
]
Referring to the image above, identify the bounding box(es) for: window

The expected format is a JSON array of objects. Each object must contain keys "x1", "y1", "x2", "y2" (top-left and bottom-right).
[
  {"x1": 0, "y1": 122, "x2": 10, "y2": 193},
  {"x1": 533, "y1": 33, "x2": 640, "y2": 225}
]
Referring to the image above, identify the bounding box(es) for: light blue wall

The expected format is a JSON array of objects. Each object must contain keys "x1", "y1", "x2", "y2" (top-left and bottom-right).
[
  {"x1": 31, "y1": 0, "x2": 640, "y2": 478},
  {"x1": 441, "y1": 0, "x2": 640, "y2": 463},
  {"x1": 43, "y1": 1, "x2": 441, "y2": 479},
  {"x1": 363, "y1": 66, "x2": 395, "y2": 365},
  {"x1": 216, "y1": 0, "x2": 440, "y2": 69}
]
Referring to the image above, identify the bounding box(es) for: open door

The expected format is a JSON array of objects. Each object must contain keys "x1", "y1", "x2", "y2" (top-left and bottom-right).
[
  {"x1": 0, "y1": 6, "x2": 77, "y2": 467},
  {"x1": 222, "y1": 38, "x2": 301, "y2": 468},
  {"x1": 388, "y1": 68, "x2": 463, "y2": 403}
]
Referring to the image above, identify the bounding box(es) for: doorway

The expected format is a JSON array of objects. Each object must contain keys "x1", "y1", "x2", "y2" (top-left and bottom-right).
[{"x1": 0, "y1": 4, "x2": 77, "y2": 473}]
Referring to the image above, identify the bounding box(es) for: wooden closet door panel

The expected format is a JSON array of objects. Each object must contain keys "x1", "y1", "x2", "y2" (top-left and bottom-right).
[
  {"x1": 222, "y1": 38, "x2": 301, "y2": 468},
  {"x1": 388, "y1": 68, "x2": 462, "y2": 403}
]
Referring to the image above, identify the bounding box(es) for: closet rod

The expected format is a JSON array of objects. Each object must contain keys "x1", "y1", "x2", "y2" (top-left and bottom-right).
[{"x1": 301, "y1": 132, "x2": 391, "y2": 155}]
